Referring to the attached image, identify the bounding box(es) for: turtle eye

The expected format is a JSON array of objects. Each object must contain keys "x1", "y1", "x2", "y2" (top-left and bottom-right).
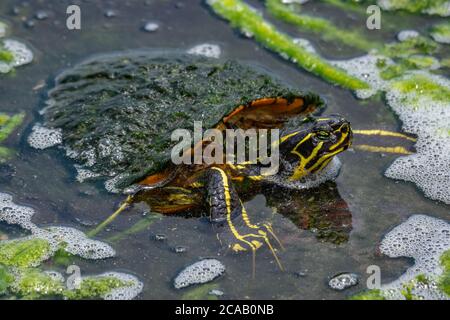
[{"x1": 316, "y1": 131, "x2": 330, "y2": 140}]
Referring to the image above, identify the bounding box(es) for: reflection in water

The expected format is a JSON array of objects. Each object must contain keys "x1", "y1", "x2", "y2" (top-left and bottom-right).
[
  {"x1": 263, "y1": 181, "x2": 352, "y2": 244},
  {"x1": 131, "y1": 179, "x2": 352, "y2": 246}
]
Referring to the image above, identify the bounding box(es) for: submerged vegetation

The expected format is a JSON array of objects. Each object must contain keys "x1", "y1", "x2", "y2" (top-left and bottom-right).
[
  {"x1": 0, "y1": 112, "x2": 25, "y2": 162},
  {"x1": 207, "y1": 0, "x2": 369, "y2": 90},
  {"x1": 0, "y1": 20, "x2": 33, "y2": 74}
]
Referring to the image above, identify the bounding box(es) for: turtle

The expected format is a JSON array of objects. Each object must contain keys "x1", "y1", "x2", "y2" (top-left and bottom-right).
[{"x1": 42, "y1": 51, "x2": 353, "y2": 273}]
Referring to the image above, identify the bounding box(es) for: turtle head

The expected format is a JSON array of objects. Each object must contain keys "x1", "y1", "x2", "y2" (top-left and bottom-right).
[{"x1": 278, "y1": 115, "x2": 352, "y2": 180}]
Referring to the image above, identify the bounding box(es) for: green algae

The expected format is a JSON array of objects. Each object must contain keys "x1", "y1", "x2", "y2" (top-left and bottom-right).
[
  {"x1": 0, "y1": 112, "x2": 24, "y2": 142},
  {"x1": 14, "y1": 268, "x2": 65, "y2": 299},
  {"x1": 349, "y1": 289, "x2": 385, "y2": 300},
  {"x1": 379, "y1": 0, "x2": 450, "y2": 16},
  {"x1": 0, "y1": 48, "x2": 14, "y2": 63},
  {"x1": 430, "y1": 22, "x2": 450, "y2": 44},
  {"x1": 0, "y1": 264, "x2": 14, "y2": 295},
  {"x1": 384, "y1": 36, "x2": 439, "y2": 58},
  {"x1": 207, "y1": 0, "x2": 369, "y2": 90},
  {"x1": 438, "y1": 250, "x2": 450, "y2": 296},
  {"x1": 181, "y1": 283, "x2": 219, "y2": 300},
  {"x1": 266, "y1": 0, "x2": 379, "y2": 52},
  {"x1": 0, "y1": 238, "x2": 51, "y2": 268},
  {"x1": 63, "y1": 276, "x2": 133, "y2": 300},
  {"x1": 106, "y1": 213, "x2": 162, "y2": 243},
  {"x1": 379, "y1": 56, "x2": 439, "y2": 80},
  {"x1": 0, "y1": 112, "x2": 25, "y2": 162},
  {"x1": 391, "y1": 74, "x2": 450, "y2": 103}
]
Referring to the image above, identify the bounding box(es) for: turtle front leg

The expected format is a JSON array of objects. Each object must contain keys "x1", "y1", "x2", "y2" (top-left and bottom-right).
[{"x1": 204, "y1": 167, "x2": 284, "y2": 274}]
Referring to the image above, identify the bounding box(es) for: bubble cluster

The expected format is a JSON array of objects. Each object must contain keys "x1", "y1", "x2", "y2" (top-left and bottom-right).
[
  {"x1": 0, "y1": 192, "x2": 37, "y2": 231},
  {"x1": 74, "y1": 165, "x2": 101, "y2": 183},
  {"x1": 332, "y1": 53, "x2": 450, "y2": 204},
  {"x1": 328, "y1": 272, "x2": 359, "y2": 291},
  {"x1": 397, "y1": 30, "x2": 419, "y2": 42},
  {"x1": 187, "y1": 43, "x2": 221, "y2": 59},
  {"x1": 92, "y1": 272, "x2": 143, "y2": 300},
  {"x1": 174, "y1": 259, "x2": 225, "y2": 289},
  {"x1": 0, "y1": 39, "x2": 33, "y2": 73},
  {"x1": 378, "y1": 215, "x2": 450, "y2": 300},
  {"x1": 0, "y1": 192, "x2": 115, "y2": 261},
  {"x1": 27, "y1": 124, "x2": 62, "y2": 150}
]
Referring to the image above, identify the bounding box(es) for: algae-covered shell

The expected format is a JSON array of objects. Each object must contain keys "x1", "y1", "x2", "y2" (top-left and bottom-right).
[{"x1": 43, "y1": 51, "x2": 323, "y2": 190}]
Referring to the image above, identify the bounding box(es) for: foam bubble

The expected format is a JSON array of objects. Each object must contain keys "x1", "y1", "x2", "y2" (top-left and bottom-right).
[
  {"x1": 174, "y1": 259, "x2": 225, "y2": 289},
  {"x1": 0, "y1": 192, "x2": 115, "y2": 261},
  {"x1": 293, "y1": 38, "x2": 317, "y2": 54},
  {"x1": 0, "y1": 21, "x2": 7, "y2": 38},
  {"x1": 328, "y1": 273, "x2": 359, "y2": 291},
  {"x1": 397, "y1": 30, "x2": 419, "y2": 42},
  {"x1": 0, "y1": 39, "x2": 33, "y2": 73},
  {"x1": 331, "y1": 52, "x2": 450, "y2": 204},
  {"x1": 27, "y1": 124, "x2": 62, "y2": 150},
  {"x1": 187, "y1": 44, "x2": 221, "y2": 59},
  {"x1": 378, "y1": 215, "x2": 450, "y2": 300},
  {"x1": 75, "y1": 165, "x2": 101, "y2": 183},
  {"x1": 101, "y1": 272, "x2": 143, "y2": 300},
  {"x1": 0, "y1": 192, "x2": 38, "y2": 231}
]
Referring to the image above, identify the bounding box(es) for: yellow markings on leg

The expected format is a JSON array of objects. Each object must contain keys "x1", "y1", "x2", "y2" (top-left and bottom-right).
[
  {"x1": 211, "y1": 167, "x2": 283, "y2": 275},
  {"x1": 353, "y1": 129, "x2": 416, "y2": 142},
  {"x1": 353, "y1": 144, "x2": 413, "y2": 155}
]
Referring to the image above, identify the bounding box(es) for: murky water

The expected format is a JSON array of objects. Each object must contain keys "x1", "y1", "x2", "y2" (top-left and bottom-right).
[{"x1": 0, "y1": 0, "x2": 449, "y2": 299}]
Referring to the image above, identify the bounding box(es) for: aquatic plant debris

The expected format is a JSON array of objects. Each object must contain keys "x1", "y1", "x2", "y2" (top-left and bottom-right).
[
  {"x1": 377, "y1": 0, "x2": 450, "y2": 17},
  {"x1": 174, "y1": 259, "x2": 225, "y2": 289},
  {"x1": 354, "y1": 215, "x2": 450, "y2": 300},
  {"x1": 330, "y1": 53, "x2": 450, "y2": 204},
  {"x1": 206, "y1": 0, "x2": 369, "y2": 90},
  {"x1": 266, "y1": 0, "x2": 379, "y2": 52},
  {"x1": 0, "y1": 39, "x2": 33, "y2": 74},
  {"x1": 430, "y1": 22, "x2": 450, "y2": 44},
  {"x1": 0, "y1": 112, "x2": 25, "y2": 162},
  {"x1": 0, "y1": 192, "x2": 143, "y2": 299}
]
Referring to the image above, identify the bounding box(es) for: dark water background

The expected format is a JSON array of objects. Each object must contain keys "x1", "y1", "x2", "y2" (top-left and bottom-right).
[{"x1": 0, "y1": 0, "x2": 449, "y2": 299}]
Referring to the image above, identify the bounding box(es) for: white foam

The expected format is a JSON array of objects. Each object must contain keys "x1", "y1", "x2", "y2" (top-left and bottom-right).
[
  {"x1": 0, "y1": 192, "x2": 116, "y2": 262},
  {"x1": 100, "y1": 272, "x2": 143, "y2": 300},
  {"x1": 378, "y1": 215, "x2": 450, "y2": 300},
  {"x1": 75, "y1": 165, "x2": 101, "y2": 183},
  {"x1": 187, "y1": 43, "x2": 221, "y2": 59},
  {"x1": 174, "y1": 259, "x2": 226, "y2": 289},
  {"x1": 27, "y1": 124, "x2": 62, "y2": 150},
  {"x1": 0, "y1": 21, "x2": 7, "y2": 38},
  {"x1": 430, "y1": 28, "x2": 450, "y2": 44},
  {"x1": 378, "y1": 0, "x2": 450, "y2": 16},
  {"x1": 331, "y1": 52, "x2": 450, "y2": 204},
  {"x1": 0, "y1": 192, "x2": 38, "y2": 231},
  {"x1": 397, "y1": 30, "x2": 419, "y2": 42},
  {"x1": 0, "y1": 39, "x2": 33, "y2": 73}
]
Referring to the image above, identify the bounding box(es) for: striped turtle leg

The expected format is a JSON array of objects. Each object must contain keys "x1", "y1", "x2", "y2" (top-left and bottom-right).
[{"x1": 205, "y1": 167, "x2": 284, "y2": 276}]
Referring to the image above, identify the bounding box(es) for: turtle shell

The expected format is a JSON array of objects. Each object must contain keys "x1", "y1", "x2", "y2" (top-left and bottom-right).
[{"x1": 43, "y1": 51, "x2": 323, "y2": 190}]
